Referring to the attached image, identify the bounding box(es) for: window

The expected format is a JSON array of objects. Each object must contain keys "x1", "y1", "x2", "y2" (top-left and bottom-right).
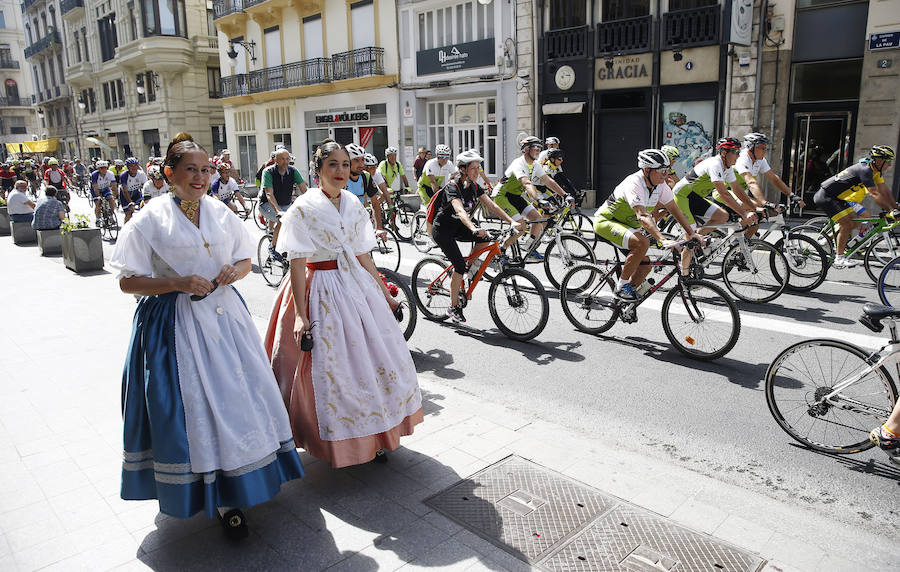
[
  {"x1": 0, "y1": 11, "x2": 6, "y2": 29},
  {"x1": 790, "y1": 59, "x2": 863, "y2": 103},
  {"x1": 73, "y1": 31, "x2": 82, "y2": 62},
  {"x1": 237, "y1": 135, "x2": 257, "y2": 181},
  {"x1": 5, "y1": 79, "x2": 18, "y2": 100},
  {"x1": 48, "y1": 59, "x2": 56, "y2": 86},
  {"x1": 351, "y1": 0, "x2": 375, "y2": 50},
  {"x1": 548, "y1": 0, "x2": 586, "y2": 29},
  {"x1": 55, "y1": 108, "x2": 61, "y2": 127},
  {"x1": 207, "y1": 67, "x2": 221, "y2": 98},
  {"x1": 9, "y1": 116, "x2": 26, "y2": 134},
  {"x1": 88, "y1": 87, "x2": 96, "y2": 112},
  {"x1": 602, "y1": 0, "x2": 649, "y2": 20},
  {"x1": 128, "y1": 2, "x2": 137, "y2": 42},
  {"x1": 417, "y1": 1, "x2": 494, "y2": 51},
  {"x1": 81, "y1": 27, "x2": 89, "y2": 61},
  {"x1": 64, "y1": 107, "x2": 70, "y2": 125},
  {"x1": 103, "y1": 82, "x2": 111, "y2": 109},
  {"x1": 272, "y1": 133, "x2": 291, "y2": 152},
  {"x1": 97, "y1": 13, "x2": 118, "y2": 62},
  {"x1": 0, "y1": 44, "x2": 11, "y2": 62},
  {"x1": 142, "y1": 0, "x2": 188, "y2": 38},
  {"x1": 48, "y1": 111, "x2": 53, "y2": 127},
  {"x1": 303, "y1": 15, "x2": 323, "y2": 59},
  {"x1": 207, "y1": 8, "x2": 216, "y2": 36}
]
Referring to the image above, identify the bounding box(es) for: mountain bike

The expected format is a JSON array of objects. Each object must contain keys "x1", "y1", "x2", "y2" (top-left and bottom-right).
[
  {"x1": 765, "y1": 302, "x2": 899, "y2": 454},
  {"x1": 559, "y1": 239, "x2": 741, "y2": 361},
  {"x1": 411, "y1": 228, "x2": 549, "y2": 341}
]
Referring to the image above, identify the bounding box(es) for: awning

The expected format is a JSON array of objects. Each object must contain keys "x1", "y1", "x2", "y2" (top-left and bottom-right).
[
  {"x1": 5, "y1": 138, "x2": 59, "y2": 154},
  {"x1": 542, "y1": 102, "x2": 585, "y2": 115},
  {"x1": 84, "y1": 136, "x2": 117, "y2": 155}
]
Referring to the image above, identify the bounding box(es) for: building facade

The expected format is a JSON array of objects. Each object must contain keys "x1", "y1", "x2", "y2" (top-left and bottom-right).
[
  {"x1": 214, "y1": 0, "x2": 400, "y2": 182},
  {"x1": 0, "y1": 0, "x2": 39, "y2": 160},
  {"x1": 64, "y1": 0, "x2": 224, "y2": 161},
  {"x1": 21, "y1": 0, "x2": 74, "y2": 157}
]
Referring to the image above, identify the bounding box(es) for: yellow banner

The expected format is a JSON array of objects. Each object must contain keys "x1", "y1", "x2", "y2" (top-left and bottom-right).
[{"x1": 5, "y1": 138, "x2": 60, "y2": 154}]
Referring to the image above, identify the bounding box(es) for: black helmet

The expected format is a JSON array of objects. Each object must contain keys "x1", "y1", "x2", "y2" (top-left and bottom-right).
[
  {"x1": 546, "y1": 148, "x2": 564, "y2": 161},
  {"x1": 716, "y1": 137, "x2": 741, "y2": 152}
]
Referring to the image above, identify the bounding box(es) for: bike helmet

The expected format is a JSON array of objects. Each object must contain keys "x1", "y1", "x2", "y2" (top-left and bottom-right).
[
  {"x1": 715, "y1": 137, "x2": 741, "y2": 152},
  {"x1": 42, "y1": 157, "x2": 49, "y2": 164},
  {"x1": 870, "y1": 145, "x2": 896, "y2": 162},
  {"x1": 660, "y1": 145, "x2": 680, "y2": 160},
  {"x1": 364, "y1": 153, "x2": 378, "y2": 167},
  {"x1": 384, "y1": 146, "x2": 399, "y2": 157},
  {"x1": 148, "y1": 166, "x2": 164, "y2": 179},
  {"x1": 221, "y1": 149, "x2": 231, "y2": 155},
  {"x1": 546, "y1": 148, "x2": 564, "y2": 161},
  {"x1": 217, "y1": 161, "x2": 233, "y2": 171},
  {"x1": 637, "y1": 149, "x2": 671, "y2": 170},
  {"x1": 435, "y1": 143, "x2": 451, "y2": 157},
  {"x1": 544, "y1": 136, "x2": 560, "y2": 146},
  {"x1": 743, "y1": 132, "x2": 770, "y2": 147},
  {"x1": 114, "y1": 159, "x2": 124, "y2": 167},
  {"x1": 520, "y1": 136, "x2": 542, "y2": 150},
  {"x1": 48, "y1": 157, "x2": 59, "y2": 165},
  {"x1": 455, "y1": 149, "x2": 483, "y2": 169},
  {"x1": 345, "y1": 142, "x2": 367, "y2": 160},
  {"x1": 96, "y1": 160, "x2": 109, "y2": 168},
  {"x1": 125, "y1": 157, "x2": 139, "y2": 165}
]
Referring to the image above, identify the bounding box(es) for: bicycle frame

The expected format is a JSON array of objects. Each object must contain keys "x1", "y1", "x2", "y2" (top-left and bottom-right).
[
  {"x1": 425, "y1": 239, "x2": 502, "y2": 301},
  {"x1": 818, "y1": 216, "x2": 900, "y2": 258},
  {"x1": 508, "y1": 201, "x2": 578, "y2": 265}
]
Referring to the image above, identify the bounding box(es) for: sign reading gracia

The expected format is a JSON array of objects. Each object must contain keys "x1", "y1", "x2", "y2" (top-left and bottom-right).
[{"x1": 416, "y1": 38, "x2": 495, "y2": 76}]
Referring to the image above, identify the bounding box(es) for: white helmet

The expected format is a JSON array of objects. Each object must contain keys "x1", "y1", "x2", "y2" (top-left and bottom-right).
[
  {"x1": 96, "y1": 160, "x2": 109, "y2": 168},
  {"x1": 345, "y1": 143, "x2": 366, "y2": 160},
  {"x1": 545, "y1": 136, "x2": 560, "y2": 146},
  {"x1": 435, "y1": 143, "x2": 451, "y2": 157},
  {"x1": 364, "y1": 153, "x2": 378, "y2": 167},
  {"x1": 455, "y1": 149, "x2": 483, "y2": 169},
  {"x1": 385, "y1": 146, "x2": 399, "y2": 157},
  {"x1": 114, "y1": 159, "x2": 124, "y2": 166},
  {"x1": 637, "y1": 149, "x2": 671, "y2": 170}
]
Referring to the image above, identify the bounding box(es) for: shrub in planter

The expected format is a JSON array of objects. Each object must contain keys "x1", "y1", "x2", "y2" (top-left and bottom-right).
[
  {"x1": 0, "y1": 200, "x2": 9, "y2": 236},
  {"x1": 61, "y1": 214, "x2": 104, "y2": 272}
]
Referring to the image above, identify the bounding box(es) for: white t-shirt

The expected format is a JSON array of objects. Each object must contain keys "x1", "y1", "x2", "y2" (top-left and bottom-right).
[
  {"x1": 372, "y1": 169, "x2": 386, "y2": 187},
  {"x1": 422, "y1": 157, "x2": 455, "y2": 182},
  {"x1": 142, "y1": 179, "x2": 170, "y2": 199},
  {"x1": 7, "y1": 189, "x2": 33, "y2": 214},
  {"x1": 733, "y1": 150, "x2": 771, "y2": 178},
  {"x1": 598, "y1": 171, "x2": 674, "y2": 216},
  {"x1": 213, "y1": 177, "x2": 240, "y2": 200},
  {"x1": 504, "y1": 155, "x2": 547, "y2": 186}
]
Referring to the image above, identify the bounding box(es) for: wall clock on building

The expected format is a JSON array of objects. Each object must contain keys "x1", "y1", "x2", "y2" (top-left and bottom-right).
[{"x1": 555, "y1": 65, "x2": 575, "y2": 90}]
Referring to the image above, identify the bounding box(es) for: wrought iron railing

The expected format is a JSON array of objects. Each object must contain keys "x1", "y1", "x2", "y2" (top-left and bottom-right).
[
  {"x1": 544, "y1": 25, "x2": 591, "y2": 60},
  {"x1": 242, "y1": 0, "x2": 267, "y2": 8},
  {"x1": 663, "y1": 4, "x2": 720, "y2": 49},
  {"x1": 24, "y1": 30, "x2": 60, "y2": 59},
  {"x1": 596, "y1": 15, "x2": 652, "y2": 55},
  {"x1": 60, "y1": 0, "x2": 84, "y2": 15},
  {"x1": 0, "y1": 97, "x2": 29, "y2": 106},
  {"x1": 332, "y1": 47, "x2": 385, "y2": 80},
  {"x1": 220, "y1": 74, "x2": 249, "y2": 97},
  {"x1": 0, "y1": 58, "x2": 20, "y2": 69},
  {"x1": 212, "y1": 0, "x2": 243, "y2": 19}
]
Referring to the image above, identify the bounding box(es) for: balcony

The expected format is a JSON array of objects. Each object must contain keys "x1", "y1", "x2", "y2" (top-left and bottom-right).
[
  {"x1": 60, "y1": 0, "x2": 83, "y2": 16},
  {"x1": 220, "y1": 57, "x2": 332, "y2": 97},
  {"x1": 663, "y1": 4, "x2": 720, "y2": 49},
  {"x1": 212, "y1": 0, "x2": 243, "y2": 19},
  {"x1": 332, "y1": 47, "x2": 384, "y2": 81},
  {"x1": 0, "y1": 96, "x2": 30, "y2": 106},
  {"x1": 544, "y1": 25, "x2": 591, "y2": 60},
  {"x1": 21, "y1": 0, "x2": 41, "y2": 12},
  {"x1": 24, "y1": 30, "x2": 61, "y2": 59},
  {"x1": 0, "y1": 58, "x2": 20, "y2": 69},
  {"x1": 596, "y1": 15, "x2": 652, "y2": 55}
]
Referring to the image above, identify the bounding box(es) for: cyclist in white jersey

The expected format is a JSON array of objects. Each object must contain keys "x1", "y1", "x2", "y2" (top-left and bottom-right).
[
  {"x1": 211, "y1": 162, "x2": 242, "y2": 213},
  {"x1": 141, "y1": 166, "x2": 169, "y2": 202},
  {"x1": 732, "y1": 132, "x2": 803, "y2": 209}
]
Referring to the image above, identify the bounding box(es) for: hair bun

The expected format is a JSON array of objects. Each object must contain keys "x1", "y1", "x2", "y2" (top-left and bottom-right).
[{"x1": 172, "y1": 132, "x2": 193, "y2": 144}]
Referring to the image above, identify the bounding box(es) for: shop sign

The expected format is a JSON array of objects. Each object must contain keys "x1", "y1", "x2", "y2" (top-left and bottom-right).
[
  {"x1": 416, "y1": 38, "x2": 495, "y2": 75},
  {"x1": 869, "y1": 32, "x2": 900, "y2": 51},
  {"x1": 315, "y1": 110, "x2": 370, "y2": 124},
  {"x1": 594, "y1": 53, "x2": 653, "y2": 89}
]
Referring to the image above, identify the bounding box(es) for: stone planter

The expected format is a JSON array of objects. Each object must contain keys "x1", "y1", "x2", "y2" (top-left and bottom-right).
[
  {"x1": 10, "y1": 220, "x2": 37, "y2": 244},
  {"x1": 61, "y1": 227, "x2": 104, "y2": 272},
  {"x1": 0, "y1": 206, "x2": 9, "y2": 236},
  {"x1": 37, "y1": 228, "x2": 62, "y2": 256}
]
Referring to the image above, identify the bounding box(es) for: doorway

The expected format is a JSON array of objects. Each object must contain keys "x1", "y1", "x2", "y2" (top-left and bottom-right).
[
  {"x1": 788, "y1": 111, "x2": 853, "y2": 206},
  {"x1": 544, "y1": 110, "x2": 589, "y2": 191}
]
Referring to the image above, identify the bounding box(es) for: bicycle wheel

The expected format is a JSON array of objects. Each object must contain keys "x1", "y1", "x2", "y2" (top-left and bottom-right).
[
  {"x1": 411, "y1": 212, "x2": 435, "y2": 253},
  {"x1": 543, "y1": 233, "x2": 597, "y2": 290},
  {"x1": 661, "y1": 279, "x2": 740, "y2": 361},
  {"x1": 410, "y1": 257, "x2": 451, "y2": 321},
  {"x1": 721, "y1": 239, "x2": 788, "y2": 303},
  {"x1": 488, "y1": 267, "x2": 549, "y2": 341},
  {"x1": 559, "y1": 263, "x2": 619, "y2": 334},
  {"x1": 561, "y1": 212, "x2": 596, "y2": 246},
  {"x1": 792, "y1": 223, "x2": 834, "y2": 257},
  {"x1": 370, "y1": 228, "x2": 401, "y2": 272},
  {"x1": 694, "y1": 229, "x2": 728, "y2": 280},
  {"x1": 864, "y1": 233, "x2": 900, "y2": 283},
  {"x1": 878, "y1": 256, "x2": 900, "y2": 306},
  {"x1": 775, "y1": 233, "x2": 829, "y2": 293},
  {"x1": 378, "y1": 267, "x2": 417, "y2": 341},
  {"x1": 102, "y1": 210, "x2": 118, "y2": 241},
  {"x1": 393, "y1": 204, "x2": 414, "y2": 241},
  {"x1": 765, "y1": 339, "x2": 898, "y2": 454},
  {"x1": 257, "y1": 235, "x2": 288, "y2": 287},
  {"x1": 254, "y1": 204, "x2": 268, "y2": 230}
]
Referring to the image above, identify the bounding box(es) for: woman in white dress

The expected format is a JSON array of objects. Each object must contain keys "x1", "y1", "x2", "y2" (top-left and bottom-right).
[
  {"x1": 110, "y1": 133, "x2": 303, "y2": 539},
  {"x1": 265, "y1": 141, "x2": 423, "y2": 467}
]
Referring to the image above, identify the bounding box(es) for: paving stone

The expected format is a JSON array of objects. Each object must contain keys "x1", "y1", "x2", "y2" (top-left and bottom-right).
[
  {"x1": 713, "y1": 514, "x2": 775, "y2": 555},
  {"x1": 669, "y1": 499, "x2": 730, "y2": 535}
]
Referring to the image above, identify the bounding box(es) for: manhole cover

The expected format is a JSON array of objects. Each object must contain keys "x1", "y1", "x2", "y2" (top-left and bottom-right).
[{"x1": 426, "y1": 456, "x2": 766, "y2": 571}]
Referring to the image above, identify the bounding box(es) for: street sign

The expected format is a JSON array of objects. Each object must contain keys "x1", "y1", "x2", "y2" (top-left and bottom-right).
[{"x1": 869, "y1": 31, "x2": 900, "y2": 51}]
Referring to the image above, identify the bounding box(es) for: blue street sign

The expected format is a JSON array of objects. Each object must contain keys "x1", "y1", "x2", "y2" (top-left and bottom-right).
[{"x1": 869, "y1": 32, "x2": 900, "y2": 51}]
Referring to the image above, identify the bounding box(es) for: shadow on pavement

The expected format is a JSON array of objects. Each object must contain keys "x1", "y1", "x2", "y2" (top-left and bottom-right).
[
  {"x1": 411, "y1": 347, "x2": 466, "y2": 380},
  {"x1": 787, "y1": 443, "x2": 900, "y2": 483},
  {"x1": 452, "y1": 326, "x2": 586, "y2": 366},
  {"x1": 737, "y1": 299, "x2": 857, "y2": 326}
]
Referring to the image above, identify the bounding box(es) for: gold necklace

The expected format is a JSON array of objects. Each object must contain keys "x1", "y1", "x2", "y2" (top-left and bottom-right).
[{"x1": 172, "y1": 195, "x2": 210, "y2": 255}]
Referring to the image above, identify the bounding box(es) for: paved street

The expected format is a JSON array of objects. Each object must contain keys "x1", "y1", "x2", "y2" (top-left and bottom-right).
[{"x1": 1, "y1": 194, "x2": 899, "y2": 571}]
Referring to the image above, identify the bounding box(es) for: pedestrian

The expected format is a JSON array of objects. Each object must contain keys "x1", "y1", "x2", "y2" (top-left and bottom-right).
[
  {"x1": 109, "y1": 132, "x2": 303, "y2": 540},
  {"x1": 31, "y1": 185, "x2": 66, "y2": 230},
  {"x1": 413, "y1": 146, "x2": 428, "y2": 180},
  {"x1": 264, "y1": 140, "x2": 423, "y2": 468},
  {"x1": 7, "y1": 179, "x2": 35, "y2": 222}
]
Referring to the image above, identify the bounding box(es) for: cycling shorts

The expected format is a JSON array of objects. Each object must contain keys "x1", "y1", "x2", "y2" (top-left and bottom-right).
[
  {"x1": 493, "y1": 192, "x2": 535, "y2": 220},
  {"x1": 417, "y1": 185, "x2": 436, "y2": 206},
  {"x1": 432, "y1": 223, "x2": 484, "y2": 275},
  {"x1": 91, "y1": 188, "x2": 113, "y2": 200},
  {"x1": 593, "y1": 216, "x2": 638, "y2": 249},
  {"x1": 673, "y1": 192, "x2": 721, "y2": 228},
  {"x1": 813, "y1": 188, "x2": 854, "y2": 222}
]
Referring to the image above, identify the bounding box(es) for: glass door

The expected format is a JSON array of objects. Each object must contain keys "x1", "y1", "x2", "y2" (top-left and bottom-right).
[{"x1": 789, "y1": 112, "x2": 852, "y2": 206}]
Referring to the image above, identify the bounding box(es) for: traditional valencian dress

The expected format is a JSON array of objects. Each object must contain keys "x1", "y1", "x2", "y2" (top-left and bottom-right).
[
  {"x1": 265, "y1": 188, "x2": 423, "y2": 468},
  {"x1": 110, "y1": 194, "x2": 303, "y2": 519}
]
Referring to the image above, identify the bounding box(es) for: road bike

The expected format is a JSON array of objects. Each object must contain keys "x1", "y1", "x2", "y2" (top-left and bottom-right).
[
  {"x1": 559, "y1": 239, "x2": 741, "y2": 361},
  {"x1": 411, "y1": 228, "x2": 549, "y2": 341},
  {"x1": 876, "y1": 255, "x2": 900, "y2": 307},
  {"x1": 97, "y1": 199, "x2": 118, "y2": 241},
  {"x1": 752, "y1": 202, "x2": 829, "y2": 292},
  {"x1": 73, "y1": 175, "x2": 88, "y2": 198},
  {"x1": 378, "y1": 267, "x2": 416, "y2": 341},
  {"x1": 765, "y1": 302, "x2": 898, "y2": 454},
  {"x1": 257, "y1": 228, "x2": 289, "y2": 287}
]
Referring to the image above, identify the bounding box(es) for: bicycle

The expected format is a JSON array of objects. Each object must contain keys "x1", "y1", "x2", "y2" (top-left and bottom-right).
[
  {"x1": 73, "y1": 176, "x2": 88, "y2": 198},
  {"x1": 370, "y1": 228, "x2": 401, "y2": 272},
  {"x1": 411, "y1": 228, "x2": 550, "y2": 341},
  {"x1": 877, "y1": 255, "x2": 900, "y2": 307},
  {"x1": 751, "y1": 201, "x2": 829, "y2": 293},
  {"x1": 378, "y1": 267, "x2": 416, "y2": 341},
  {"x1": 257, "y1": 228, "x2": 289, "y2": 287},
  {"x1": 234, "y1": 184, "x2": 259, "y2": 225},
  {"x1": 765, "y1": 302, "x2": 899, "y2": 454},
  {"x1": 559, "y1": 239, "x2": 741, "y2": 361},
  {"x1": 97, "y1": 199, "x2": 118, "y2": 241},
  {"x1": 381, "y1": 194, "x2": 417, "y2": 241}
]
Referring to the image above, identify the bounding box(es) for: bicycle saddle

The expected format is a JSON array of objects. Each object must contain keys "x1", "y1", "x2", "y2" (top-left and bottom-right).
[{"x1": 859, "y1": 302, "x2": 900, "y2": 332}]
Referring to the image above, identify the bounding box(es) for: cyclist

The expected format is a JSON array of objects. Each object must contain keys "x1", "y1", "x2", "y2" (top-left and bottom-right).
[
  {"x1": 344, "y1": 143, "x2": 385, "y2": 235},
  {"x1": 538, "y1": 136, "x2": 560, "y2": 163},
  {"x1": 594, "y1": 149, "x2": 704, "y2": 300},
  {"x1": 494, "y1": 135, "x2": 568, "y2": 260},
  {"x1": 0, "y1": 162, "x2": 16, "y2": 198},
  {"x1": 210, "y1": 161, "x2": 243, "y2": 213},
  {"x1": 660, "y1": 145, "x2": 681, "y2": 188},
  {"x1": 118, "y1": 158, "x2": 147, "y2": 223},
  {"x1": 870, "y1": 400, "x2": 900, "y2": 466},
  {"x1": 732, "y1": 132, "x2": 803, "y2": 210},
  {"x1": 22, "y1": 159, "x2": 37, "y2": 194},
  {"x1": 813, "y1": 145, "x2": 897, "y2": 268},
  {"x1": 377, "y1": 146, "x2": 409, "y2": 199},
  {"x1": 141, "y1": 165, "x2": 169, "y2": 203},
  {"x1": 431, "y1": 150, "x2": 524, "y2": 323},
  {"x1": 365, "y1": 153, "x2": 392, "y2": 209},
  {"x1": 111, "y1": 159, "x2": 127, "y2": 178},
  {"x1": 672, "y1": 137, "x2": 758, "y2": 274},
  {"x1": 261, "y1": 148, "x2": 307, "y2": 262},
  {"x1": 90, "y1": 160, "x2": 118, "y2": 224},
  {"x1": 417, "y1": 143, "x2": 455, "y2": 236},
  {"x1": 43, "y1": 158, "x2": 70, "y2": 193}
]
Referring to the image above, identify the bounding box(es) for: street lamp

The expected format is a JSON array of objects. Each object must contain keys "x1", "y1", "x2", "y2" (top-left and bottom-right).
[
  {"x1": 136, "y1": 72, "x2": 160, "y2": 95},
  {"x1": 226, "y1": 39, "x2": 257, "y2": 66},
  {"x1": 77, "y1": 95, "x2": 85, "y2": 110}
]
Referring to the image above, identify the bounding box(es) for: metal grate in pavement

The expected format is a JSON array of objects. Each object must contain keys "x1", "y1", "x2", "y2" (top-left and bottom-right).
[{"x1": 425, "y1": 455, "x2": 766, "y2": 571}]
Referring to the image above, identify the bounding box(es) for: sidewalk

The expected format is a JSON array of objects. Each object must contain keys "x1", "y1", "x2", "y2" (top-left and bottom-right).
[{"x1": 0, "y1": 235, "x2": 898, "y2": 572}]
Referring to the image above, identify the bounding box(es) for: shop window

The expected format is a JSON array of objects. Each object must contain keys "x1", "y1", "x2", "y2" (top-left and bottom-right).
[
  {"x1": 417, "y1": 0, "x2": 494, "y2": 51},
  {"x1": 798, "y1": 0, "x2": 858, "y2": 7},
  {"x1": 790, "y1": 59, "x2": 862, "y2": 103},
  {"x1": 661, "y1": 100, "x2": 715, "y2": 177},
  {"x1": 426, "y1": 97, "x2": 498, "y2": 177},
  {"x1": 548, "y1": 0, "x2": 586, "y2": 29},
  {"x1": 602, "y1": 0, "x2": 649, "y2": 20}
]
